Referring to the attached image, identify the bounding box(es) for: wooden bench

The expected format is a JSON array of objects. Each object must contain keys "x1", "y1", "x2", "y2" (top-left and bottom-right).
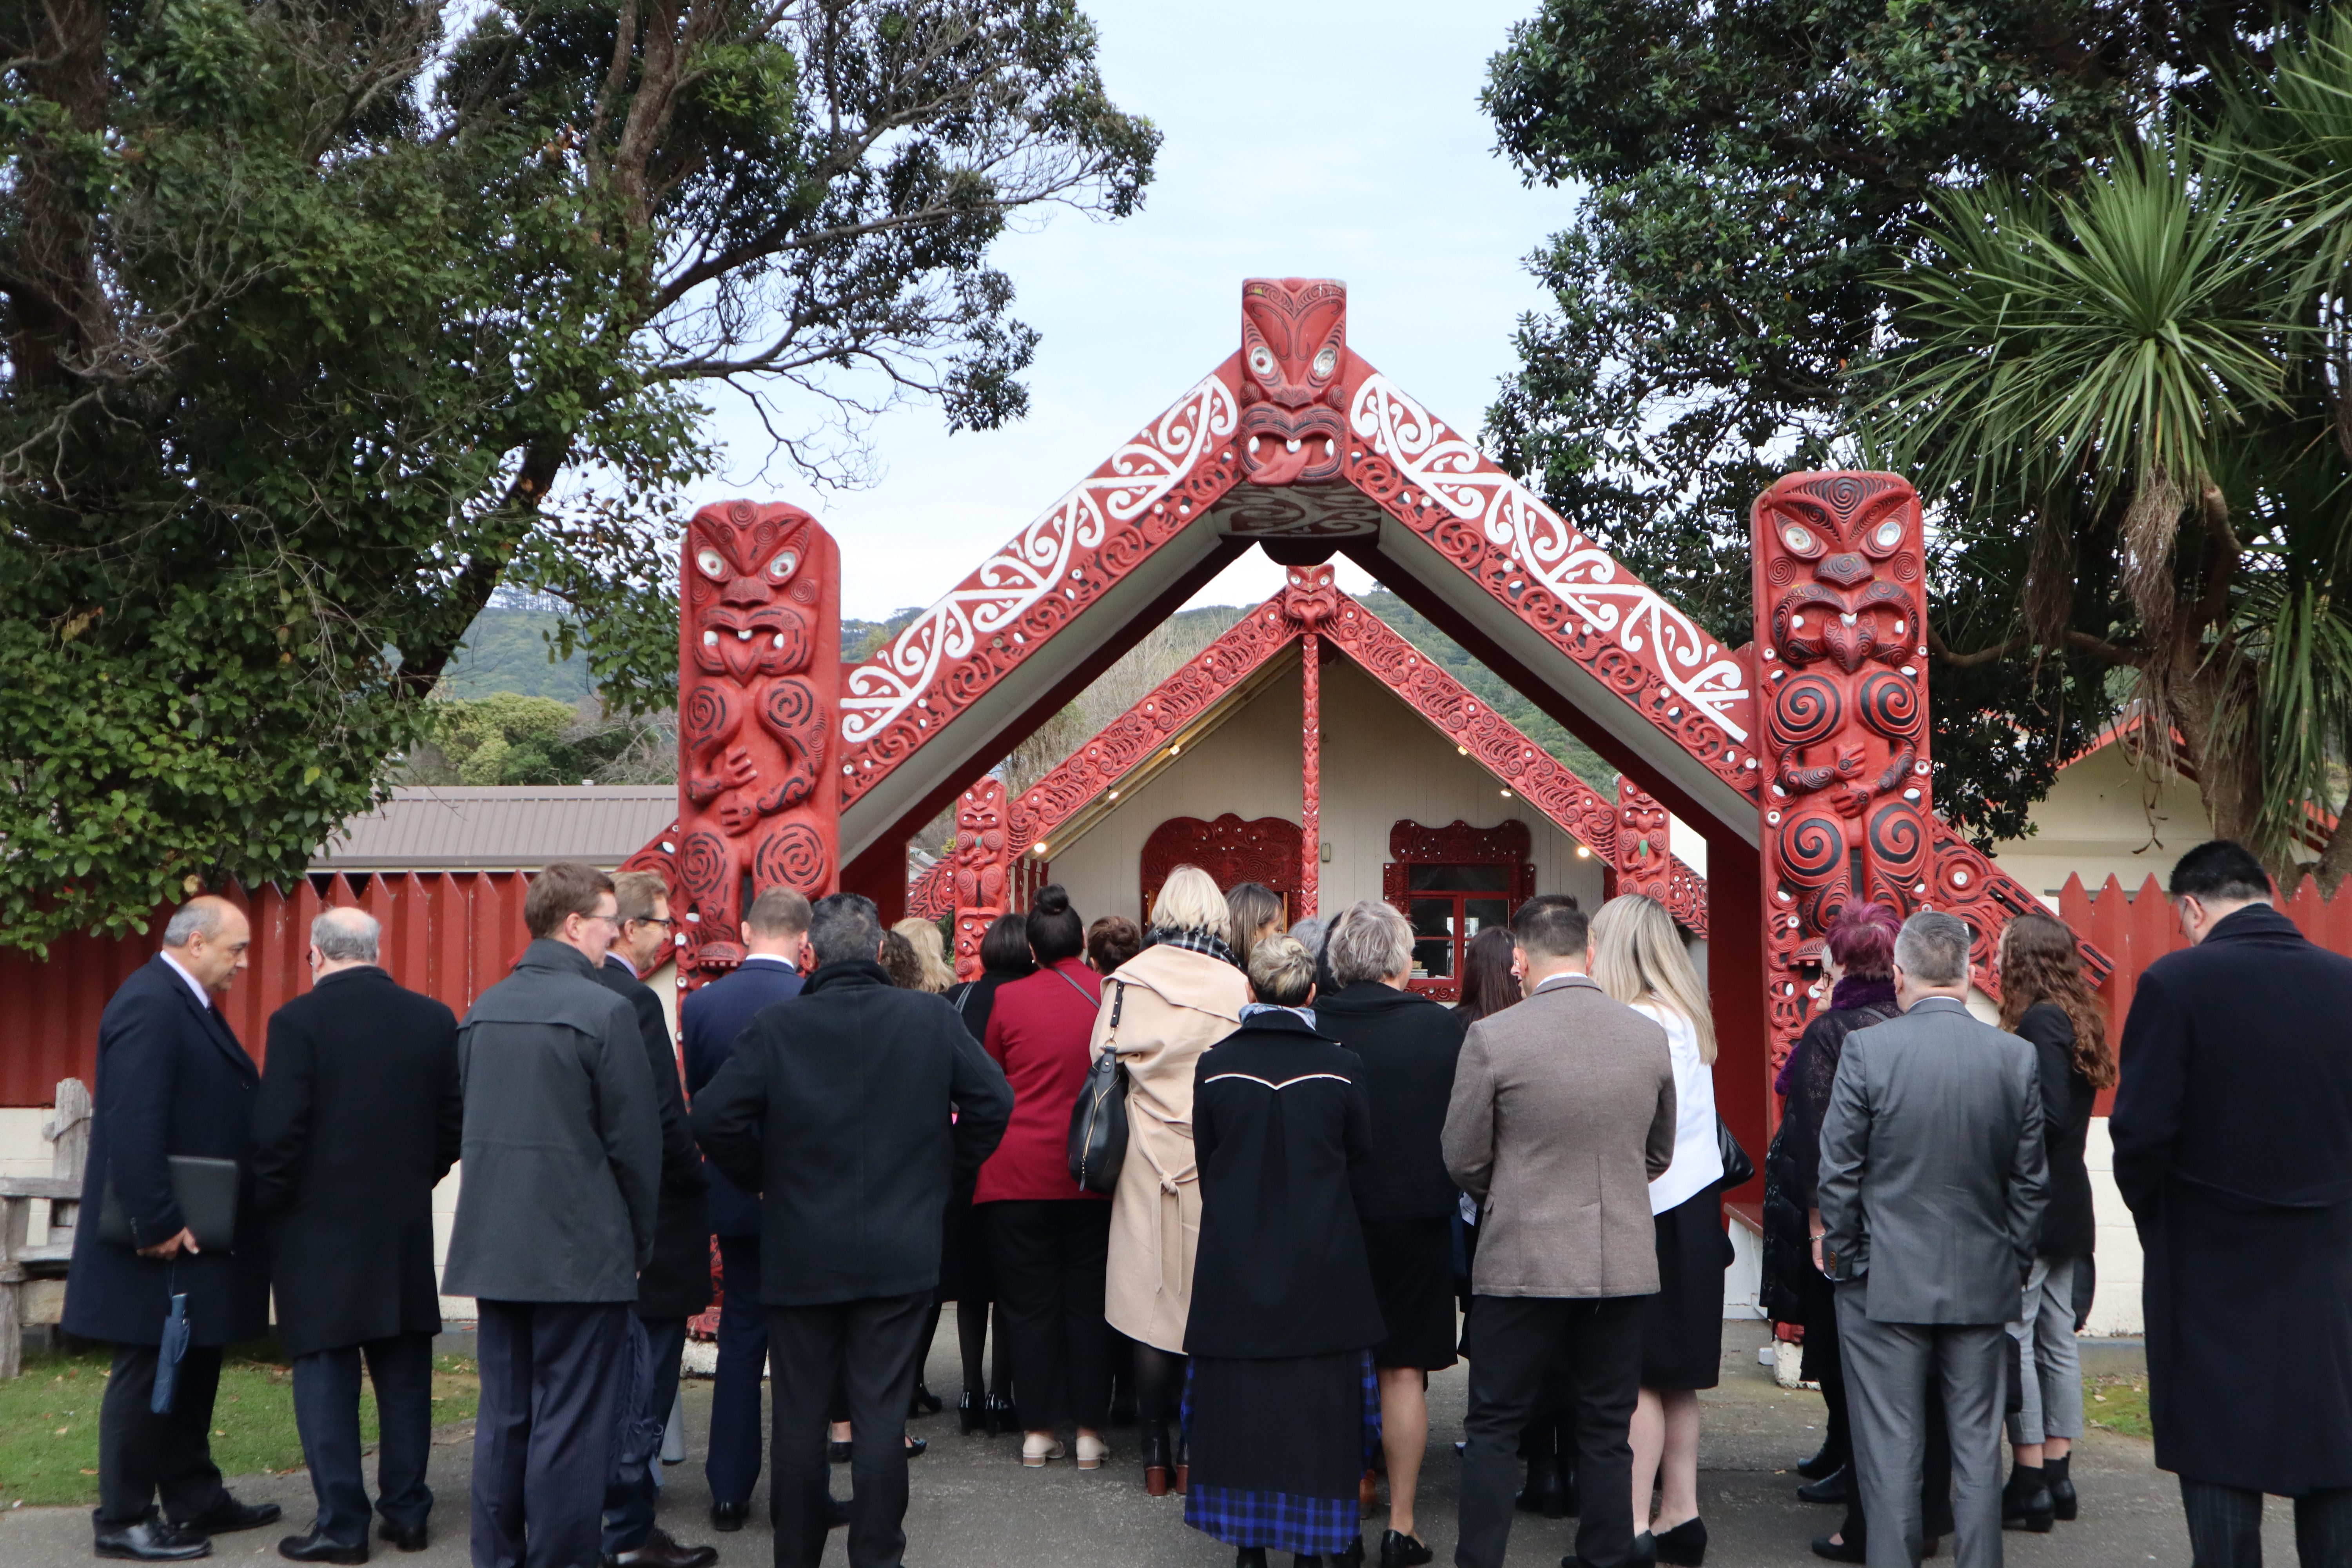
[{"x1": 0, "y1": 1078, "x2": 90, "y2": 1377}]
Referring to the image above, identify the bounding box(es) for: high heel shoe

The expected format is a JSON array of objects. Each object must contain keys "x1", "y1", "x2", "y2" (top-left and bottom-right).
[
  {"x1": 1142, "y1": 1425, "x2": 1172, "y2": 1497},
  {"x1": 958, "y1": 1392, "x2": 984, "y2": 1436},
  {"x1": 1652, "y1": 1517, "x2": 1707, "y2": 1567},
  {"x1": 983, "y1": 1392, "x2": 1015, "y2": 1437},
  {"x1": 909, "y1": 1380, "x2": 942, "y2": 1417}
]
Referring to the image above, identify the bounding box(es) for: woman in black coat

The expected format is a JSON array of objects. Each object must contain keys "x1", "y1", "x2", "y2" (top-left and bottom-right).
[
  {"x1": 1183, "y1": 936, "x2": 1382, "y2": 1568},
  {"x1": 939, "y1": 912, "x2": 1034, "y2": 1433},
  {"x1": 1995, "y1": 911, "x2": 2111, "y2": 1529},
  {"x1": 1315, "y1": 900, "x2": 1464, "y2": 1567}
]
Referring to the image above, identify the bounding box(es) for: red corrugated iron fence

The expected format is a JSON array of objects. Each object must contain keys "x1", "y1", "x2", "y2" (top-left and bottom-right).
[{"x1": 0, "y1": 873, "x2": 533, "y2": 1105}]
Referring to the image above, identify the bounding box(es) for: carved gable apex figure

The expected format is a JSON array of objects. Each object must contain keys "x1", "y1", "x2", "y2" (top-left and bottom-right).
[{"x1": 1239, "y1": 277, "x2": 1348, "y2": 486}]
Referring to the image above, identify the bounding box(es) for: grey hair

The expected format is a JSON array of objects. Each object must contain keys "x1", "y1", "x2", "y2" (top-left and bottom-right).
[
  {"x1": 808, "y1": 892, "x2": 884, "y2": 967},
  {"x1": 162, "y1": 901, "x2": 227, "y2": 949},
  {"x1": 1327, "y1": 900, "x2": 1414, "y2": 987},
  {"x1": 312, "y1": 907, "x2": 381, "y2": 964},
  {"x1": 1247, "y1": 934, "x2": 1316, "y2": 1008},
  {"x1": 1895, "y1": 911, "x2": 1973, "y2": 987}
]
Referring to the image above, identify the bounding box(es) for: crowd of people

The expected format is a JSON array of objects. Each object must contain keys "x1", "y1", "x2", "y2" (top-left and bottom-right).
[{"x1": 57, "y1": 837, "x2": 2352, "y2": 1568}]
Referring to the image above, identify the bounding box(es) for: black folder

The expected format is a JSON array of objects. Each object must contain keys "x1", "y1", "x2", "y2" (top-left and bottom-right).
[{"x1": 98, "y1": 1156, "x2": 238, "y2": 1252}]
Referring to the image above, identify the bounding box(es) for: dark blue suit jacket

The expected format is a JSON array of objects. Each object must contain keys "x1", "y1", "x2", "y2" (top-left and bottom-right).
[
  {"x1": 681, "y1": 958, "x2": 804, "y2": 1237},
  {"x1": 64, "y1": 955, "x2": 272, "y2": 1346}
]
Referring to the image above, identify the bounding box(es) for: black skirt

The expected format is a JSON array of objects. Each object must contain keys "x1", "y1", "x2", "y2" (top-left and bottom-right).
[
  {"x1": 1641, "y1": 1185, "x2": 1733, "y2": 1390},
  {"x1": 1363, "y1": 1215, "x2": 1458, "y2": 1371},
  {"x1": 1183, "y1": 1350, "x2": 1379, "y2": 1557}
]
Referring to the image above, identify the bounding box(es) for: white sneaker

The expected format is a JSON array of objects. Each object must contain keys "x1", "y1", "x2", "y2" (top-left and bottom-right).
[
  {"x1": 1021, "y1": 1433, "x2": 1066, "y2": 1468},
  {"x1": 1075, "y1": 1433, "x2": 1111, "y2": 1471}
]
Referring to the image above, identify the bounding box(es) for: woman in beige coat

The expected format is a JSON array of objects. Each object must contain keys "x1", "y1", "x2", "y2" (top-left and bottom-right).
[{"x1": 1093, "y1": 864, "x2": 1247, "y2": 1493}]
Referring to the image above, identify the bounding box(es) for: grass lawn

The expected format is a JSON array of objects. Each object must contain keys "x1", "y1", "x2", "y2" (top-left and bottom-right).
[
  {"x1": 2086, "y1": 1373, "x2": 2152, "y2": 1440},
  {"x1": 0, "y1": 1340, "x2": 478, "y2": 1509}
]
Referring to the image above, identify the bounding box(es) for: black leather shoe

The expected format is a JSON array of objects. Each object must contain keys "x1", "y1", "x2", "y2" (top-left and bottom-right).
[
  {"x1": 1629, "y1": 1532, "x2": 1659, "y2": 1567},
  {"x1": 377, "y1": 1520, "x2": 426, "y2": 1553},
  {"x1": 909, "y1": 1380, "x2": 943, "y2": 1417},
  {"x1": 1797, "y1": 1466, "x2": 1851, "y2": 1504},
  {"x1": 828, "y1": 1437, "x2": 853, "y2": 1462},
  {"x1": 1335, "y1": 1536, "x2": 1366, "y2": 1567},
  {"x1": 180, "y1": 1497, "x2": 281, "y2": 1535},
  {"x1": 827, "y1": 1493, "x2": 851, "y2": 1530},
  {"x1": 958, "y1": 1391, "x2": 985, "y2": 1435},
  {"x1": 1515, "y1": 1456, "x2": 1567, "y2": 1517},
  {"x1": 905, "y1": 1435, "x2": 927, "y2": 1458},
  {"x1": 710, "y1": 1501, "x2": 747, "y2": 1533},
  {"x1": 277, "y1": 1530, "x2": 367, "y2": 1564},
  {"x1": 96, "y1": 1519, "x2": 212, "y2": 1561},
  {"x1": 1236, "y1": 1550, "x2": 1269, "y2": 1568},
  {"x1": 606, "y1": 1527, "x2": 718, "y2": 1568},
  {"x1": 1810, "y1": 1534, "x2": 1865, "y2": 1563},
  {"x1": 2047, "y1": 1455, "x2": 2078, "y2": 1521},
  {"x1": 1653, "y1": 1517, "x2": 1707, "y2": 1566},
  {"x1": 2002, "y1": 1468, "x2": 2055, "y2": 1533},
  {"x1": 984, "y1": 1392, "x2": 1015, "y2": 1437},
  {"x1": 1797, "y1": 1441, "x2": 1843, "y2": 1480},
  {"x1": 1380, "y1": 1528, "x2": 1433, "y2": 1567}
]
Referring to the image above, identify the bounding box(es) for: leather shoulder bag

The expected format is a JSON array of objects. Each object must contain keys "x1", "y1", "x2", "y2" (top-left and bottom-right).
[{"x1": 1067, "y1": 979, "x2": 1131, "y2": 1194}]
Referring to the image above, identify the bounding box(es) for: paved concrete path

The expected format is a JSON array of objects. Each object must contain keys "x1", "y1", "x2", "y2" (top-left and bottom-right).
[{"x1": 0, "y1": 1319, "x2": 2299, "y2": 1566}]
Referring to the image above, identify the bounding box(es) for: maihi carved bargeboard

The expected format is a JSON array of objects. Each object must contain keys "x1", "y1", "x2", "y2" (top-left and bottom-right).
[{"x1": 673, "y1": 501, "x2": 841, "y2": 977}]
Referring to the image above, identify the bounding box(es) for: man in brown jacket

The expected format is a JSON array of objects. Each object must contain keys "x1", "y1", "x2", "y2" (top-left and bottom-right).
[{"x1": 1443, "y1": 894, "x2": 1677, "y2": 1568}]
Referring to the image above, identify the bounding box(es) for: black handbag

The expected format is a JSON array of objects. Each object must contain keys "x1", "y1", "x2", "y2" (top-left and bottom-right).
[
  {"x1": 1067, "y1": 980, "x2": 1131, "y2": 1194},
  {"x1": 1717, "y1": 1116, "x2": 1755, "y2": 1190}
]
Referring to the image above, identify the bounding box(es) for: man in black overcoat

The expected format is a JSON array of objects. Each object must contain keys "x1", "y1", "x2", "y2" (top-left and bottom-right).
[
  {"x1": 692, "y1": 892, "x2": 1011, "y2": 1568},
  {"x1": 678, "y1": 886, "x2": 811, "y2": 1530},
  {"x1": 595, "y1": 870, "x2": 716, "y2": 1568},
  {"x1": 2112, "y1": 840, "x2": 2352, "y2": 1567},
  {"x1": 63, "y1": 895, "x2": 284, "y2": 1561},
  {"x1": 250, "y1": 906, "x2": 461, "y2": 1564}
]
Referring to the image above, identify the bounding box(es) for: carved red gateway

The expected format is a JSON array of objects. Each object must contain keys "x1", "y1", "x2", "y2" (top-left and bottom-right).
[
  {"x1": 1752, "y1": 473, "x2": 1933, "y2": 1069},
  {"x1": 672, "y1": 501, "x2": 842, "y2": 978}
]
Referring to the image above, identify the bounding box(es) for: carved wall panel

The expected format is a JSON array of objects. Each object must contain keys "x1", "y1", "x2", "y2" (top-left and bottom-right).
[
  {"x1": 674, "y1": 501, "x2": 841, "y2": 981},
  {"x1": 1615, "y1": 778, "x2": 1708, "y2": 935},
  {"x1": 949, "y1": 779, "x2": 1012, "y2": 982},
  {"x1": 1140, "y1": 814, "x2": 1303, "y2": 926}
]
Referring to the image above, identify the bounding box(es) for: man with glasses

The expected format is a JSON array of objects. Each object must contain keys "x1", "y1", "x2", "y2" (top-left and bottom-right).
[
  {"x1": 595, "y1": 871, "x2": 716, "y2": 1568},
  {"x1": 446, "y1": 862, "x2": 660, "y2": 1568}
]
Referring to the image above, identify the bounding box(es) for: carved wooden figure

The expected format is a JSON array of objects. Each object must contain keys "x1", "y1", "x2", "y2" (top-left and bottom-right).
[
  {"x1": 675, "y1": 501, "x2": 841, "y2": 977},
  {"x1": 1752, "y1": 473, "x2": 1930, "y2": 1071},
  {"x1": 950, "y1": 779, "x2": 1012, "y2": 982}
]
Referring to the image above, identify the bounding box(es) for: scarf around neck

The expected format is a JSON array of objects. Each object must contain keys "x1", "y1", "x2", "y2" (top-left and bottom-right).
[{"x1": 1145, "y1": 925, "x2": 1242, "y2": 969}]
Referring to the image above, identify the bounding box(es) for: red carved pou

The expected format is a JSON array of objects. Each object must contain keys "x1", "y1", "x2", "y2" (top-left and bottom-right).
[
  {"x1": 1753, "y1": 473, "x2": 1931, "y2": 1070},
  {"x1": 950, "y1": 778, "x2": 1011, "y2": 982},
  {"x1": 675, "y1": 501, "x2": 841, "y2": 976},
  {"x1": 1238, "y1": 278, "x2": 1348, "y2": 486},
  {"x1": 1615, "y1": 777, "x2": 1672, "y2": 899}
]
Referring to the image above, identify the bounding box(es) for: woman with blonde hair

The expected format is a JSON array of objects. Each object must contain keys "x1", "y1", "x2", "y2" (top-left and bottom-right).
[
  {"x1": 1102, "y1": 864, "x2": 1249, "y2": 1494},
  {"x1": 1590, "y1": 894, "x2": 1728, "y2": 1567},
  {"x1": 891, "y1": 917, "x2": 956, "y2": 993}
]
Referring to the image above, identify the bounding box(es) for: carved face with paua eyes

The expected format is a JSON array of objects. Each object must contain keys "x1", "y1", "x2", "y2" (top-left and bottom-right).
[
  {"x1": 687, "y1": 502, "x2": 815, "y2": 682},
  {"x1": 1760, "y1": 481, "x2": 1918, "y2": 674},
  {"x1": 1238, "y1": 277, "x2": 1348, "y2": 486}
]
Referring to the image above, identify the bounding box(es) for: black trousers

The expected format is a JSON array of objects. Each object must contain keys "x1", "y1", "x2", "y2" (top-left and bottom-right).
[
  {"x1": 708, "y1": 1236, "x2": 768, "y2": 1508},
  {"x1": 981, "y1": 1199, "x2": 1114, "y2": 1433},
  {"x1": 604, "y1": 1316, "x2": 688, "y2": 1555},
  {"x1": 96, "y1": 1343, "x2": 229, "y2": 1526},
  {"x1": 768, "y1": 1292, "x2": 931, "y2": 1568},
  {"x1": 291, "y1": 1333, "x2": 434, "y2": 1546},
  {"x1": 2182, "y1": 1479, "x2": 2352, "y2": 1568},
  {"x1": 1457, "y1": 1294, "x2": 1646, "y2": 1568},
  {"x1": 471, "y1": 1299, "x2": 628, "y2": 1568}
]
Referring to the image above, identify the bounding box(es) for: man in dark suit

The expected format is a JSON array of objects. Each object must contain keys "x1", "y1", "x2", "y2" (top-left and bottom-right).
[
  {"x1": 1818, "y1": 911, "x2": 2047, "y2": 1568},
  {"x1": 678, "y1": 886, "x2": 811, "y2": 1531},
  {"x1": 64, "y1": 895, "x2": 284, "y2": 1561},
  {"x1": 2112, "y1": 840, "x2": 2352, "y2": 1568},
  {"x1": 250, "y1": 906, "x2": 461, "y2": 1564},
  {"x1": 693, "y1": 892, "x2": 1010, "y2": 1568},
  {"x1": 445, "y1": 863, "x2": 659, "y2": 1568},
  {"x1": 595, "y1": 870, "x2": 716, "y2": 1568}
]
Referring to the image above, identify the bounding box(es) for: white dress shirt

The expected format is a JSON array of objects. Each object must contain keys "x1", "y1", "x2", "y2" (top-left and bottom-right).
[
  {"x1": 1635, "y1": 1000, "x2": 1724, "y2": 1213},
  {"x1": 158, "y1": 949, "x2": 213, "y2": 1011}
]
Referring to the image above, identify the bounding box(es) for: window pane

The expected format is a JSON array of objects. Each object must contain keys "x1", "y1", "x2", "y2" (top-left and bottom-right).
[
  {"x1": 1463, "y1": 899, "x2": 1511, "y2": 936},
  {"x1": 1409, "y1": 898, "x2": 1456, "y2": 939},
  {"x1": 1411, "y1": 937, "x2": 1453, "y2": 979},
  {"x1": 1407, "y1": 862, "x2": 1512, "y2": 892}
]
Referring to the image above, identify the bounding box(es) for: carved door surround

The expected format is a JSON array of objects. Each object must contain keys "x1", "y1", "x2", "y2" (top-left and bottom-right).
[
  {"x1": 1140, "y1": 814, "x2": 1303, "y2": 929},
  {"x1": 1382, "y1": 819, "x2": 1537, "y2": 1002}
]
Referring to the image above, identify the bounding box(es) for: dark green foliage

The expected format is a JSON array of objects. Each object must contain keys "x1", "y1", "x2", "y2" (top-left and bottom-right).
[
  {"x1": 1479, "y1": 0, "x2": 2318, "y2": 842},
  {"x1": 0, "y1": 0, "x2": 1156, "y2": 948}
]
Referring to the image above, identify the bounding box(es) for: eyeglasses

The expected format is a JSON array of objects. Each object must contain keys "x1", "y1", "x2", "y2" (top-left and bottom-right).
[
  {"x1": 630, "y1": 916, "x2": 677, "y2": 931},
  {"x1": 581, "y1": 910, "x2": 621, "y2": 929}
]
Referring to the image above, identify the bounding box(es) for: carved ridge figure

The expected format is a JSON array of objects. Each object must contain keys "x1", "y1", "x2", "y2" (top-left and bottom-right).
[{"x1": 1238, "y1": 278, "x2": 1349, "y2": 486}]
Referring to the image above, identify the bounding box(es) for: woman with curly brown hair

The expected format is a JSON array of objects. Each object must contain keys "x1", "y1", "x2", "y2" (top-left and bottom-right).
[{"x1": 1995, "y1": 910, "x2": 2115, "y2": 1532}]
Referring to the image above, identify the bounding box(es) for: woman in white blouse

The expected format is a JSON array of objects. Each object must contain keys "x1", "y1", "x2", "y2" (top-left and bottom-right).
[{"x1": 1592, "y1": 894, "x2": 1729, "y2": 1568}]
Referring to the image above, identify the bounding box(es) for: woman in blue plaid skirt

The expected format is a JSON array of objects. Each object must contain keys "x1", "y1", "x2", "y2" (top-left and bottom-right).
[{"x1": 1182, "y1": 935, "x2": 1385, "y2": 1568}]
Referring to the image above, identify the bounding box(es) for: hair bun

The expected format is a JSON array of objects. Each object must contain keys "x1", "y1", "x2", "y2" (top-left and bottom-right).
[{"x1": 1035, "y1": 884, "x2": 1071, "y2": 916}]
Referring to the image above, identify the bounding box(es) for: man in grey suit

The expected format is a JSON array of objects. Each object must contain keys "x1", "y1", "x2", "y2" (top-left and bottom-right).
[
  {"x1": 1818, "y1": 910, "x2": 2047, "y2": 1568},
  {"x1": 1443, "y1": 894, "x2": 1677, "y2": 1568}
]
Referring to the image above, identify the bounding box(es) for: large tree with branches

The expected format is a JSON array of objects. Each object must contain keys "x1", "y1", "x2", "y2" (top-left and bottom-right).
[{"x1": 0, "y1": 0, "x2": 1156, "y2": 948}]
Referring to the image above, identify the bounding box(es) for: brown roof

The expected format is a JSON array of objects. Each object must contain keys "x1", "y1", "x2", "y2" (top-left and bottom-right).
[{"x1": 313, "y1": 786, "x2": 675, "y2": 871}]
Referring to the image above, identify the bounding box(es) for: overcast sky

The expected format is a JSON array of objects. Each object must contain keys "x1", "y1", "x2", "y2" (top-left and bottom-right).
[{"x1": 681, "y1": 0, "x2": 1573, "y2": 622}]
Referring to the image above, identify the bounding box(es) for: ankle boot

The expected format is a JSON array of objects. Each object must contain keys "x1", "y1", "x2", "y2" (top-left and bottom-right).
[
  {"x1": 2046, "y1": 1454, "x2": 2076, "y2": 1521},
  {"x1": 2002, "y1": 1463, "x2": 2054, "y2": 1532}
]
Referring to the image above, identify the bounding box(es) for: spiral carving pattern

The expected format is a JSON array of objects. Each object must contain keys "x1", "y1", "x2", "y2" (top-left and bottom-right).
[
  {"x1": 1777, "y1": 813, "x2": 1847, "y2": 890},
  {"x1": 682, "y1": 684, "x2": 734, "y2": 751},
  {"x1": 761, "y1": 677, "x2": 827, "y2": 751},
  {"x1": 1868, "y1": 801, "x2": 1926, "y2": 880},
  {"x1": 1857, "y1": 671, "x2": 1919, "y2": 739},
  {"x1": 679, "y1": 830, "x2": 730, "y2": 908},
  {"x1": 754, "y1": 824, "x2": 829, "y2": 896},
  {"x1": 1769, "y1": 674, "x2": 1843, "y2": 751}
]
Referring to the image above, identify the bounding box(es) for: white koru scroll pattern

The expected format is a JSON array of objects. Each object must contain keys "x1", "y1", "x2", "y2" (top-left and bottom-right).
[
  {"x1": 840, "y1": 375, "x2": 1240, "y2": 745},
  {"x1": 1348, "y1": 374, "x2": 1751, "y2": 744}
]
